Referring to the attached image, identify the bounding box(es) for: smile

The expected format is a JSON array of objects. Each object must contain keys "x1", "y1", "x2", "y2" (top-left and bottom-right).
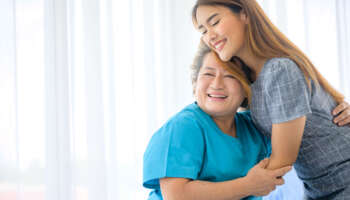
[
  {"x1": 208, "y1": 94, "x2": 227, "y2": 99},
  {"x1": 213, "y1": 39, "x2": 227, "y2": 51}
]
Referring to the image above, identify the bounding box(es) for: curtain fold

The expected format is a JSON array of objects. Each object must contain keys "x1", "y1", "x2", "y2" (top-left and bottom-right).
[
  {"x1": 44, "y1": 0, "x2": 73, "y2": 199},
  {"x1": 336, "y1": 0, "x2": 350, "y2": 99},
  {"x1": 0, "y1": 0, "x2": 19, "y2": 198}
]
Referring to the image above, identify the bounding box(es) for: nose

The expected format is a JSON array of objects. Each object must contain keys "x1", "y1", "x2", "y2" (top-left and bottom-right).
[{"x1": 210, "y1": 75, "x2": 224, "y2": 89}]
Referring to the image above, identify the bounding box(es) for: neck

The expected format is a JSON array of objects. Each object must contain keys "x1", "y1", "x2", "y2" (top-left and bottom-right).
[
  {"x1": 237, "y1": 47, "x2": 266, "y2": 81},
  {"x1": 212, "y1": 114, "x2": 237, "y2": 137}
]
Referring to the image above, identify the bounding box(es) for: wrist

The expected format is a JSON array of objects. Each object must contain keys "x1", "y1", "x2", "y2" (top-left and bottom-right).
[{"x1": 237, "y1": 176, "x2": 254, "y2": 197}]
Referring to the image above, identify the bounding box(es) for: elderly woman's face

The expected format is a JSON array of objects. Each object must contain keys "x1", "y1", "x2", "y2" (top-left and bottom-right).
[{"x1": 195, "y1": 52, "x2": 245, "y2": 118}]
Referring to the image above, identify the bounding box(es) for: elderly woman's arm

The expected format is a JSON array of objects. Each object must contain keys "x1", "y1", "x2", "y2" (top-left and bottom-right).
[{"x1": 160, "y1": 159, "x2": 291, "y2": 200}]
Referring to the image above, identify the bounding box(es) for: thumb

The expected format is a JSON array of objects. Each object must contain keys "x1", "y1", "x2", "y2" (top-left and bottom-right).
[{"x1": 257, "y1": 158, "x2": 269, "y2": 168}]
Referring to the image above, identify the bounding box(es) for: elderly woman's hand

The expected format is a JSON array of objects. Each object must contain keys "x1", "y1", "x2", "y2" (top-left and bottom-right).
[
  {"x1": 333, "y1": 101, "x2": 350, "y2": 126},
  {"x1": 244, "y1": 158, "x2": 292, "y2": 197}
]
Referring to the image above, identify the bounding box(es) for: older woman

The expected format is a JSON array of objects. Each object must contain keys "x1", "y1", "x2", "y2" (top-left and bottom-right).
[{"x1": 143, "y1": 43, "x2": 291, "y2": 200}]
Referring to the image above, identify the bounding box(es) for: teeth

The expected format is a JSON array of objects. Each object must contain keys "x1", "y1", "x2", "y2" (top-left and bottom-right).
[
  {"x1": 209, "y1": 94, "x2": 227, "y2": 98},
  {"x1": 215, "y1": 42, "x2": 221, "y2": 49},
  {"x1": 214, "y1": 40, "x2": 225, "y2": 50}
]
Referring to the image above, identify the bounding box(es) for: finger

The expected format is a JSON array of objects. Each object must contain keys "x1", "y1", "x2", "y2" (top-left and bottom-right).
[
  {"x1": 269, "y1": 186, "x2": 276, "y2": 193},
  {"x1": 334, "y1": 114, "x2": 344, "y2": 124},
  {"x1": 258, "y1": 158, "x2": 269, "y2": 168},
  {"x1": 334, "y1": 109, "x2": 350, "y2": 123},
  {"x1": 273, "y1": 166, "x2": 292, "y2": 177},
  {"x1": 338, "y1": 116, "x2": 350, "y2": 126},
  {"x1": 332, "y1": 102, "x2": 348, "y2": 116},
  {"x1": 275, "y1": 177, "x2": 285, "y2": 186}
]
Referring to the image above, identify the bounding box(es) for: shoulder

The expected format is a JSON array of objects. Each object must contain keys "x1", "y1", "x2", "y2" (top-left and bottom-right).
[
  {"x1": 236, "y1": 111, "x2": 260, "y2": 134},
  {"x1": 257, "y1": 57, "x2": 306, "y2": 87},
  {"x1": 164, "y1": 103, "x2": 202, "y2": 129},
  {"x1": 144, "y1": 103, "x2": 206, "y2": 163},
  {"x1": 264, "y1": 57, "x2": 298, "y2": 70},
  {"x1": 260, "y1": 57, "x2": 304, "y2": 78},
  {"x1": 236, "y1": 111, "x2": 260, "y2": 130},
  {"x1": 236, "y1": 110, "x2": 253, "y2": 124},
  {"x1": 153, "y1": 103, "x2": 204, "y2": 142},
  {"x1": 143, "y1": 103, "x2": 206, "y2": 189}
]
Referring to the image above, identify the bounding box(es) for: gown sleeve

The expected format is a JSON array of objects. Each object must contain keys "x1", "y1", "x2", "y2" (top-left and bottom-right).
[{"x1": 143, "y1": 113, "x2": 205, "y2": 189}]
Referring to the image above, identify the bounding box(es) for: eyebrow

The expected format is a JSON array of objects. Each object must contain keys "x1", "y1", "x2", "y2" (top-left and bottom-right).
[{"x1": 197, "y1": 13, "x2": 219, "y2": 29}]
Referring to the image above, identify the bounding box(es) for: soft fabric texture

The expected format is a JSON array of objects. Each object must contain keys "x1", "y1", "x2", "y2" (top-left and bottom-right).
[
  {"x1": 250, "y1": 57, "x2": 350, "y2": 199},
  {"x1": 143, "y1": 103, "x2": 270, "y2": 200}
]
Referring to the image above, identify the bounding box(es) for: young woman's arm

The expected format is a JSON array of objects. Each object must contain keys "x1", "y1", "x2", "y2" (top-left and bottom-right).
[
  {"x1": 266, "y1": 117, "x2": 306, "y2": 170},
  {"x1": 160, "y1": 159, "x2": 291, "y2": 200},
  {"x1": 267, "y1": 101, "x2": 350, "y2": 170}
]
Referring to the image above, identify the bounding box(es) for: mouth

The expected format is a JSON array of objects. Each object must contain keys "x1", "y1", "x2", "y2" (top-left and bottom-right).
[
  {"x1": 208, "y1": 94, "x2": 228, "y2": 99},
  {"x1": 213, "y1": 39, "x2": 227, "y2": 52}
]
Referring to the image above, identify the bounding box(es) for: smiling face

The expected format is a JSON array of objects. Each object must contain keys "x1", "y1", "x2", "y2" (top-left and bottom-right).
[
  {"x1": 195, "y1": 52, "x2": 245, "y2": 119},
  {"x1": 195, "y1": 5, "x2": 248, "y2": 62}
]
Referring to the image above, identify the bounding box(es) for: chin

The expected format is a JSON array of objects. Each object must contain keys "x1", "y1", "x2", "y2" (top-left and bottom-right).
[{"x1": 219, "y1": 52, "x2": 232, "y2": 62}]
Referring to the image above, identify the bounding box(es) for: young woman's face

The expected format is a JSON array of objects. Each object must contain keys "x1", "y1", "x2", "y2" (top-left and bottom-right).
[
  {"x1": 195, "y1": 5, "x2": 247, "y2": 62},
  {"x1": 195, "y1": 52, "x2": 245, "y2": 118}
]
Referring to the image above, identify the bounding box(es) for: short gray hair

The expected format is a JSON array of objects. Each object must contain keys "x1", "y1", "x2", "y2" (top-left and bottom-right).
[{"x1": 191, "y1": 41, "x2": 211, "y2": 92}]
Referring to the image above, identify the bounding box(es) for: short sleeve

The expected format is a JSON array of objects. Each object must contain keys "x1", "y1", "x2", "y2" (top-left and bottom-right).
[
  {"x1": 263, "y1": 58, "x2": 312, "y2": 124},
  {"x1": 143, "y1": 114, "x2": 205, "y2": 189}
]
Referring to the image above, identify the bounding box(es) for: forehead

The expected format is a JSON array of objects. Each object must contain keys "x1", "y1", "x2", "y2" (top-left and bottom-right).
[{"x1": 196, "y1": 5, "x2": 230, "y2": 24}]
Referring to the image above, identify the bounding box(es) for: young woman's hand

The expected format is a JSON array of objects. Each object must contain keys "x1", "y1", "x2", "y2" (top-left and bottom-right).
[
  {"x1": 333, "y1": 101, "x2": 350, "y2": 126},
  {"x1": 244, "y1": 158, "x2": 291, "y2": 196}
]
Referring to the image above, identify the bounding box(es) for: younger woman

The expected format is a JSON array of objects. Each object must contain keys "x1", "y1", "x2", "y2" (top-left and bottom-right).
[{"x1": 192, "y1": 0, "x2": 350, "y2": 199}]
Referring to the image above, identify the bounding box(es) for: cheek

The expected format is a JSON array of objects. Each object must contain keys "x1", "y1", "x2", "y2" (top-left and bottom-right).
[
  {"x1": 202, "y1": 36, "x2": 211, "y2": 48},
  {"x1": 194, "y1": 82, "x2": 205, "y2": 98},
  {"x1": 222, "y1": 20, "x2": 244, "y2": 41},
  {"x1": 218, "y1": 18, "x2": 235, "y2": 36},
  {"x1": 196, "y1": 79, "x2": 212, "y2": 101},
  {"x1": 217, "y1": 23, "x2": 228, "y2": 36},
  {"x1": 230, "y1": 82, "x2": 246, "y2": 98}
]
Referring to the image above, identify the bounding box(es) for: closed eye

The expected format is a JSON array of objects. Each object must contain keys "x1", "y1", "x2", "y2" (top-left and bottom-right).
[
  {"x1": 212, "y1": 20, "x2": 220, "y2": 26},
  {"x1": 225, "y1": 75, "x2": 235, "y2": 79},
  {"x1": 203, "y1": 73, "x2": 215, "y2": 76}
]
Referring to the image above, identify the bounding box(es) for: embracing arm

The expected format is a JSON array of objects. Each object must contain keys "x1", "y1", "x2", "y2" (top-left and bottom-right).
[
  {"x1": 266, "y1": 116, "x2": 306, "y2": 170},
  {"x1": 267, "y1": 101, "x2": 350, "y2": 170},
  {"x1": 160, "y1": 177, "x2": 250, "y2": 200},
  {"x1": 160, "y1": 159, "x2": 291, "y2": 200},
  {"x1": 333, "y1": 101, "x2": 350, "y2": 126}
]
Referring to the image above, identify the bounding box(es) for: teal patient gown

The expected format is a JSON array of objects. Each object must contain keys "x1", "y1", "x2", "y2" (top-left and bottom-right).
[{"x1": 143, "y1": 103, "x2": 271, "y2": 200}]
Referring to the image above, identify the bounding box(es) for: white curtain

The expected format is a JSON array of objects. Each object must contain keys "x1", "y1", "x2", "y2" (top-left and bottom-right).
[{"x1": 0, "y1": 0, "x2": 349, "y2": 200}]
